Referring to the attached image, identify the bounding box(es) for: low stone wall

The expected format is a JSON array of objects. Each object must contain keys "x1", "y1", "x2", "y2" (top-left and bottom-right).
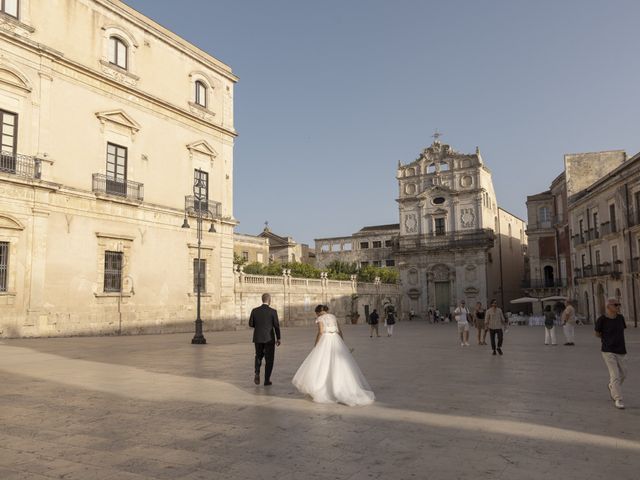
[{"x1": 234, "y1": 272, "x2": 400, "y2": 327}]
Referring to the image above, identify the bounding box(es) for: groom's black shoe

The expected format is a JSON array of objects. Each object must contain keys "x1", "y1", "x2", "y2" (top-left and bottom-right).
[
  {"x1": 254, "y1": 374, "x2": 260, "y2": 385},
  {"x1": 264, "y1": 381, "x2": 272, "y2": 386}
]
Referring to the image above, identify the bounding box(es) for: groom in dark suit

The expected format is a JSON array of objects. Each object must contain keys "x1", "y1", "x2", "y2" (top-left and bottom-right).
[{"x1": 249, "y1": 293, "x2": 281, "y2": 386}]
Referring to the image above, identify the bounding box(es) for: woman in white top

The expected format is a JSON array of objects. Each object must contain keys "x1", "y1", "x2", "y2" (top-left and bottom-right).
[{"x1": 292, "y1": 305, "x2": 375, "y2": 406}]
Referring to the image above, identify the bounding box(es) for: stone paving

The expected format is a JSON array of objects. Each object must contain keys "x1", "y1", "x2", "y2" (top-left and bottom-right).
[{"x1": 0, "y1": 321, "x2": 638, "y2": 480}]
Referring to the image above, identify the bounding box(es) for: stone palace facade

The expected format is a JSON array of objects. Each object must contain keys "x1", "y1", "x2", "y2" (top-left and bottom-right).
[
  {"x1": 396, "y1": 140, "x2": 527, "y2": 316},
  {"x1": 0, "y1": 0, "x2": 238, "y2": 336}
]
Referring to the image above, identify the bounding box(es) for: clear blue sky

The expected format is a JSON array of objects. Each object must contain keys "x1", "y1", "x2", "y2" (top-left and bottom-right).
[{"x1": 126, "y1": 0, "x2": 640, "y2": 245}]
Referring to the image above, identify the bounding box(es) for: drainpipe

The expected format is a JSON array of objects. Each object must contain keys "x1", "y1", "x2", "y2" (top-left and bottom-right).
[
  {"x1": 624, "y1": 184, "x2": 638, "y2": 327},
  {"x1": 586, "y1": 207, "x2": 596, "y2": 320}
]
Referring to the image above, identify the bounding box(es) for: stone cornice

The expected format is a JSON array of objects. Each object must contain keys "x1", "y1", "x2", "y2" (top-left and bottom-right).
[
  {"x1": 0, "y1": 30, "x2": 238, "y2": 139},
  {"x1": 94, "y1": 0, "x2": 238, "y2": 83}
]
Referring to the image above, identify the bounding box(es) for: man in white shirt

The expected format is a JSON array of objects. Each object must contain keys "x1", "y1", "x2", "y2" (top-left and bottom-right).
[{"x1": 454, "y1": 300, "x2": 470, "y2": 346}]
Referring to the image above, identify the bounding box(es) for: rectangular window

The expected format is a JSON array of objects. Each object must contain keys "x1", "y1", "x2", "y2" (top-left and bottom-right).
[
  {"x1": 435, "y1": 218, "x2": 445, "y2": 236},
  {"x1": 595, "y1": 250, "x2": 601, "y2": 266},
  {"x1": 612, "y1": 245, "x2": 618, "y2": 263},
  {"x1": 360, "y1": 261, "x2": 369, "y2": 267},
  {"x1": 106, "y1": 143, "x2": 127, "y2": 196},
  {"x1": 581, "y1": 253, "x2": 586, "y2": 269},
  {"x1": 193, "y1": 258, "x2": 206, "y2": 293},
  {"x1": 372, "y1": 241, "x2": 382, "y2": 248},
  {"x1": 0, "y1": 109, "x2": 17, "y2": 174},
  {"x1": 242, "y1": 251, "x2": 249, "y2": 261},
  {"x1": 635, "y1": 192, "x2": 640, "y2": 225},
  {"x1": 0, "y1": 241, "x2": 8, "y2": 292},
  {"x1": 360, "y1": 242, "x2": 369, "y2": 249},
  {"x1": 579, "y1": 218, "x2": 584, "y2": 241},
  {"x1": 593, "y1": 212, "x2": 599, "y2": 238},
  {"x1": 1, "y1": 0, "x2": 18, "y2": 18},
  {"x1": 373, "y1": 261, "x2": 382, "y2": 267},
  {"x1": 194, "y1": 169, "x2": 209, "y2": 211},
  {"x1": 103, "y1": 251, "x2": 123, "y2": 292},
  {"x1": 385, "y1": 259, "x2": 395, "y2": 267},
  {"x1": 609, "y1": 204, "x2": 617, "y2": 232},
  {"x1": 385, "y1": 240, "x2": 393, "y2": 248}
]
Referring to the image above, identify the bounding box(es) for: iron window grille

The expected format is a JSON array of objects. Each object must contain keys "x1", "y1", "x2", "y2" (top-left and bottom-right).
[
  {"x1": 193, "y1": 258, "x2": 206, "y2": 293},
  {"x1": 372, "y1": 241, "x2": 382, "y2": 248},
  {"x1": 195, "y1": 81, "x2": 207, "y2": 107},
  {"x1": 104, "y1": 251, "x2": 123, "y2": 292},
  {"x1": 360, "y1": 242, "x2": 369, "y2": 249},
  {"x1": 435, "y1": 218, "x2": 446, "y2": 236},
  {"x1": 109, "y1": 36, "x2": 128, "y2": 70},
  {"x1": 0, "y1": 241, "x2": 8, "y2": 292},
  {"x1": 0, "y1": 0, "x2": 18, "y2": 18}
]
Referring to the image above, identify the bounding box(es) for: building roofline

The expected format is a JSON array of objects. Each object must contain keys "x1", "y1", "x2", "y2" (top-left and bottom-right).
[
  {"x1": 498, "y1": 207, "x2": 526, "y2": 223},
  {"x1": 105, "y1": 0, "x2": 238, "y2": 82}
]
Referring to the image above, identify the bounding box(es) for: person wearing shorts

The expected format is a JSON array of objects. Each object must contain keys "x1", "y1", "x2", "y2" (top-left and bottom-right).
[{"x1": 454, "y1": 300, "x2": 470, "y2": 346}]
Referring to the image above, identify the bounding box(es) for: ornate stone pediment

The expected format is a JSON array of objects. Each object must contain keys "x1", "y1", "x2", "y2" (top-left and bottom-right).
[
  {"x1": 418, "y1": 184, "x2": 453, "y2": 199},
  {"x1": 0, "y1": 66, "x2": 31, "y2": 92},
  {"x1": 417, "y1": 141, "x2": 456, "y2": 163},
  {"x1": 95, "y1": 110, "x2": 140, "y2": 137},
  {"x1": 186, "y1": 140, "x2": 218, "y2": 160},
  {"x1": 0, "y1": 215, "x2": 24, "y2": 230}
]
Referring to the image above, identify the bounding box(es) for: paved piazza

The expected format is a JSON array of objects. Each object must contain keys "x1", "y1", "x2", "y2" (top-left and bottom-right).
[{"x1": 0, "y1": 321, "x2": 638, "y2": 480}]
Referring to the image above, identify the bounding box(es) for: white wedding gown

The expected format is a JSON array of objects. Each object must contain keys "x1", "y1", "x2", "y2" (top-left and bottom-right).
[{"x1": 292, "y1": 313, "x2": 375, "y2": 406}]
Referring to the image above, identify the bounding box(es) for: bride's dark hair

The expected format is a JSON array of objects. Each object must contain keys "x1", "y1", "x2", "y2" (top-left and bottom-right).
[
  {"x1": 322, "y1": 305, "x2": 330, "y2": 312},
  {"x1": 314, "y1": 304, "x2": 324, "y2": 314}
]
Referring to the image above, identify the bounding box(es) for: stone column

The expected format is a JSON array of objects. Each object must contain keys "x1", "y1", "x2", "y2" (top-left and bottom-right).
[{"x1": 26, "y1": 206, "x2": 50, "y2": 331}]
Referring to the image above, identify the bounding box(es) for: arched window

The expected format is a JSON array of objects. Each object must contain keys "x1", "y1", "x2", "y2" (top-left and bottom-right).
[
  {"x1": 427, "y1": 163, "x2": 436, "y2": 174},
  {"x1": 109, "y1": 36, "x2": 128, "y2": 70},
  {"x1": 439, "y1": 161, "x2": 450, "y2": 172},
  {"x1": 195, "y1": 80, "x2": 207, "y2": 107},
  {"x1": 543, "y1": 265, "x2": 554, "y2": 287}
]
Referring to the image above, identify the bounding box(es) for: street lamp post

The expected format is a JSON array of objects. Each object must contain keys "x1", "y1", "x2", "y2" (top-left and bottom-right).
[{"x1": 181, "y1": 183, "x2": 218, "y2": 345}]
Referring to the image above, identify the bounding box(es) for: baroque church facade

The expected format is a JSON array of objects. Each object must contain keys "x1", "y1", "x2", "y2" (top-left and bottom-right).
[{"x1": 395, "y1": 139, "x2": 526, "y2": 315}]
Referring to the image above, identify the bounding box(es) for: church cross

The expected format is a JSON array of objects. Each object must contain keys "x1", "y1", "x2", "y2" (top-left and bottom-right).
[{"x1": 432, "y1": 129, "x2": 442, "y2": 142}]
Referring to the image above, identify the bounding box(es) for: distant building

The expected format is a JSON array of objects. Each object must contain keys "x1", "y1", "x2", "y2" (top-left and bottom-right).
[
  {"x1": 315, "y1": 224, "x2": 399, "y2": 269},
  {"x1": 565, "y1": 150, "x2": 638, "y2": 323},
  {"x1": 525, "y1": 172, "x2": 571, "y2": 310},
  {"x1": 395, "y1": 139, "x2": 527, "y2": 315},
  {"x1": 258, "y1": 226, "x2": 315, "y2": 265},
  {"x1": 233, "y1": 233, "x2": 269, "y2": 264}
]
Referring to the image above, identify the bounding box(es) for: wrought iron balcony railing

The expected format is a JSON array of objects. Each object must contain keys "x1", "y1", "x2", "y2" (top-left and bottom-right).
[
  {"x1": 521, "y1": 279, "x2": 568, "y2": 289},
  {"x1": 0, "y1": 151, "x2": 41, "y2": 179},
  {"x1": 92, "y1": 173, "x2": 144, "y2": 201},
  {"x1": 396, "y1": 228, "x2": 495, "y2": 253},
  {"x1": 599, "y1": 221, "x2": 618, "y2": 236},
  {"x1": 184, "y1": 195, "x2": 222, "y2": 218}
]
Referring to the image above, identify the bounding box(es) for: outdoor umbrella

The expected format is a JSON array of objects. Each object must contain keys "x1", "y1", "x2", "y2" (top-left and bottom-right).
[
  {"x1": 510, "y1": 297, "x2": 542, "y2": 304},
  {"x1": 540, "y1": 295, "x2": 567, "y2": 302}
]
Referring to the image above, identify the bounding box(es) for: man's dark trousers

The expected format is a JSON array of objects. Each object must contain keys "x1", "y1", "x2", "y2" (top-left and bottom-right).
[{"x1": 255, "y1": 341, "x2": 276, "y2": 382}]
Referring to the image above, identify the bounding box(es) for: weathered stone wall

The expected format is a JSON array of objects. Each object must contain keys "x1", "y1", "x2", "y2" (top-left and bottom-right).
[
  {"x1": 565, "y1": 151, "x2": 626, "y2": 199},
  {"x1": 234, "y1": 272, "x2": 400, "y2": 327}
]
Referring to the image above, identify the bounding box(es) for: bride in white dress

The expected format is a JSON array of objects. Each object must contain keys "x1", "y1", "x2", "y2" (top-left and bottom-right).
[{"x1": 292, "y1": 305, "x2": 375, "y2": 406}]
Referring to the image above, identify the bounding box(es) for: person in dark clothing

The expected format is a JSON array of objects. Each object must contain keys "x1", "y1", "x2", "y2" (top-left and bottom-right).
[
  {"x1": 369, "y1": 309, "x2": 380, "y2": 338},
  {"x1": 595, "y1": 297, "x2": 627, "y2": 409},
  {"x1": 249, "y1": 293, "x2": 281, "y2": 386}
]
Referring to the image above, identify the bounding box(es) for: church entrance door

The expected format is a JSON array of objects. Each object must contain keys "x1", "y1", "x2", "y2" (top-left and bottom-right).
[{"x1": 434, "y1": 281, "x2": 450, "y2": 316}]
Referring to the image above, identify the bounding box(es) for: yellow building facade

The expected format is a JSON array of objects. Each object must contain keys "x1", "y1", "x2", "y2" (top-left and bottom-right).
[{"x1": 0, "y1": 0, "x2": 238, "y2": 336}]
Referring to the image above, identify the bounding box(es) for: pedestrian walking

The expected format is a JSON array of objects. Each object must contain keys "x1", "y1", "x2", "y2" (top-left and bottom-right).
[
  {"x1": 561, "y1": 299, "x2": 577, "y2": 345},
  {"x1": 369, "y1": 309, "x2": 380, "y2": 338},
  {"x1": 385, "y1": 307, "x2": 396, "y2": 336},
  {"x1": 474, "y1": 302, "x2": 487, "y2": 345},
  {"x1": 454, "y1": 300, "x2": 470, "y2": 346},
  {"x1": 248, "y1": 293, "x2": 281, "y2": 386},
  {"x1": 486, "y1": 299, "x2": 507, "y2": 355},
  {"x1": 595, "y1": 298, "x2": 627, "y2": 409},
  {"x1": 543, "y1": 305, "x2": 557, "y2": 345}
]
